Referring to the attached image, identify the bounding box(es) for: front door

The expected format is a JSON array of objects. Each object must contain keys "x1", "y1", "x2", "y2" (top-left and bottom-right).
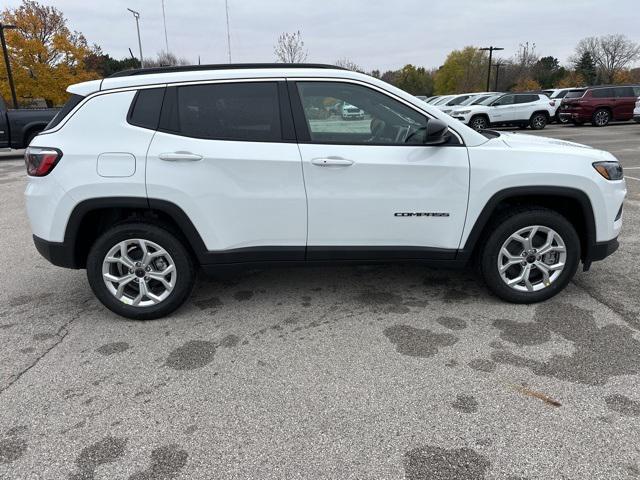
[
  {"x1": 489, "y1": 94, "x2": 517, "y2": 122},
  {"x1": 290, "y1": 80, "x2": 470, "y2": 261}
]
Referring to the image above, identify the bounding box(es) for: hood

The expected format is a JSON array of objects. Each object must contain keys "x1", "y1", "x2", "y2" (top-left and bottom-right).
[
  {"x1": 498, "y1": 131, "x2": 592, "y2": 150},
  {"x1": 450, "y1": 103, "x2": 489, "y2": 113}
]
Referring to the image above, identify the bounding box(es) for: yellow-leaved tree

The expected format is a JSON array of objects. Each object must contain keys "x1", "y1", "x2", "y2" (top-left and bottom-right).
[
  {"x1": 0, "y1": 0, "x2": 99, "y2": 107},
  {"x1": 434, "y1": 47, "x2": 488, "y2": 95}
]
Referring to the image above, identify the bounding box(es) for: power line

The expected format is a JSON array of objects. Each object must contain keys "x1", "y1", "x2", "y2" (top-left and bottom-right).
[{"x1": 161, "y1": 0, "x2": 169, "y2": 53}]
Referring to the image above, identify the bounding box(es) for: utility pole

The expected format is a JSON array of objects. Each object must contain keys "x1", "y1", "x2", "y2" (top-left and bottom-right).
[
  {"x1": 161, "y1": 0, "x2": 169, "y2": 53},
  {"x1": 224, "y1": 0, "x2": 231, "y2": 63},
  {"x1": 494, "y1": 62, "x2": 503, "y2": 91},
  {"x1": 127, "y1": 8, "x2": 144, "y2": 68},
  {"x1": 480, "y1": 46, "x2": 504, "y2": 91},
  {"x1": 0, "y1": 23, "x2": 18, "y2": 108}
]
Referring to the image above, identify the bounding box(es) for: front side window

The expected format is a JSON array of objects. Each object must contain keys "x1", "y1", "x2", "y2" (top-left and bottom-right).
[
  {"x1": 168, "y1": 82, "x2": 281, "y2": 141},
  {"x1": 296, "y1": 82, "x2": 432, "y2": 145},
  {"x1": 493, "y1": 95, "x2": 515, "y2": 106}
]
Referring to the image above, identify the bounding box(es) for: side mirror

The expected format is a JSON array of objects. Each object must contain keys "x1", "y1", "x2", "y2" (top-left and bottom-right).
[{"x1": 424, "y1": 119, "x2": 449, "y2": 145}]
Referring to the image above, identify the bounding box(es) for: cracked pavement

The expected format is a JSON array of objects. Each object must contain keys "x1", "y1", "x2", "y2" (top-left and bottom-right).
[{"x1": 0, "y1": 123, "x2": 639, "y2": 479}]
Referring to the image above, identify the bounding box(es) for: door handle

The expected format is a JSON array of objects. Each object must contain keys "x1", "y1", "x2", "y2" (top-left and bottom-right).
[
  {"x1": 311, "y1": 157, "x2": 354, "y2": 167},
  {"x1": 158, "y1": 151, "x2": 203, "y2": 162}
]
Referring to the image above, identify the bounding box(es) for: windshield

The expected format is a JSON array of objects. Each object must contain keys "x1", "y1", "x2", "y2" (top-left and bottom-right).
[
  {"x1": 565, "y1": 90, "x2": 585, "y2": 99},
  {"x1": 433, "y1": 96, "x2": 453, "y2": 106},
  {"x1": 477, "y1": 94, "x2": 502, "y2": 105},
  {"x1": 460, "y1": 95, "x2": 487, "y2": 106}
]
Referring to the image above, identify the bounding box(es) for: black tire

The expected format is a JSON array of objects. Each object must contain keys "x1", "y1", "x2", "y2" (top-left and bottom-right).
[
  {"x1": 469, "y1": 115, "x2": 488, "y2": 131},
  {"x1": 592, "y1": 108, "x2": 610, "y2": 127},
  {"x1": 479, "y1": 207, "x2": 580, "y2": 304},
  {"x1": 556, "y1": 113, "x2": 569, "y2": 124},
  {"x1": 529, "y1": 112, "x2": 548, "y2": 130},
  {"x1": 86, "y1": 223, "x2": 196, "y2": 320}
]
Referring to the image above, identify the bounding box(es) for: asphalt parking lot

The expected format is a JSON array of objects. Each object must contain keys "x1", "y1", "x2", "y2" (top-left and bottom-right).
[{"x1": 1, "y1": 123, "x2": 639, "y2": 479}]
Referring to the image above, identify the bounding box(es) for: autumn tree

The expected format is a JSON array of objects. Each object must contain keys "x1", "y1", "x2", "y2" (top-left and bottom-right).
[
  {"x1": 511, "y1": 77, "x2": 541, "y2": 92},
  {"x1": 573, "y1": 51, "x2": 597, "y2": 85},
  {"x1": 274, "y1": 30, "x2": 307, "y2": 63},
  {"x1": 394, "y1": 64, "x2": 433, "y2": 96},
  {"x1": 573, "y1": 34, "x2": 640, "y2": 84},
  {"x1": 434, "y1": 47, "x2": 488, "y2": 94},
  {"x1": 334, "y1": 57, "x2": 361, "y2": 72},
  {"x1": 0, "y1": 0, "x2": 99, "y2": 106},
  {"x1": 532, "y1": 56, "x2": 566, "y2": 89}
]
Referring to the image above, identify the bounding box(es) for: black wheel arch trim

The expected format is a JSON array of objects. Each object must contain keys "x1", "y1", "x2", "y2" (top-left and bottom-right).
[{"x1": 457, "y1": 186, "x2": 597, "y2": 264}]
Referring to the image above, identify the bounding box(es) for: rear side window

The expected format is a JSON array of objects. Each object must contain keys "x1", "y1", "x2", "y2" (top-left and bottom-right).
[
  {"x1": 45, "y1": 94, "x2": 84, "y2": 130},
  {"x1": 515, "y1": 94, "x2": 538, "y2": 103},
  {"x1": 615, "y1": 87, "x2": 635, "y2": 98},
  {"x1": 565, "y1": 90, "x2": 585, "y2": 99},
  {"x1": 128, "y1": 88, "x2": 165, "y2": 129},
  {"x1": 592, "y1": 88, "x2": 614, "y2": 98},
  {"x1": 163, "y1": 82, "x2": 281, "y2": 142}
]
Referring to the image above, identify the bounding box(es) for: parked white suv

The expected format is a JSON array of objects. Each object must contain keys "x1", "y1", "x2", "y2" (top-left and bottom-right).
[
  {"x1": 25, "y1": 64, "x2": 626, "y2": 319},
  {"x1": 451, "y1": 93, "x2": 557, "y2": 131}
]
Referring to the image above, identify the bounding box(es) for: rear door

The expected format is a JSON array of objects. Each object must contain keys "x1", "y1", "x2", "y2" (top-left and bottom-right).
[
  {"x1": 289, "y1": 79, "x2": 469, "y2": 260},
  {"x1": 514, "y1": 94, "x2": 541, "y2": 121},
  {"x1": 146, "y1": 80, "x2": 307, "y2": 260}
]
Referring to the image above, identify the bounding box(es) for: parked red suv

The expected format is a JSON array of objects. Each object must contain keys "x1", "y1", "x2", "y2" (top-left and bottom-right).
[{"x1": 559, "y1": 85, "x2": 640, "y2": 126}]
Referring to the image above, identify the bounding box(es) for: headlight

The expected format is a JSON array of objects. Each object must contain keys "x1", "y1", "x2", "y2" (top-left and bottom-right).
[
  {"x1": 454, "y1": 110, "x2": 471, "y2": 115},
  {"x1": 593, "y1": 161, "x2": 624, "y2": 180}
]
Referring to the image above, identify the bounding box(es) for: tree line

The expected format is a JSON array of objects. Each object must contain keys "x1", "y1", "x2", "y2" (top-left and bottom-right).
[{"x1": 1, "y1": 1, "x2": 639, "y2": 106}]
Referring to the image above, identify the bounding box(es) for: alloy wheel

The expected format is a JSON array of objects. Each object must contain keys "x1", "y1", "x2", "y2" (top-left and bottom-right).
[
  {"x1": 471, "y1": 117, "x2": 487, "y2": 131},
  {"x1": 594, "y1": 110, "x2": 609, "y2": 126},
  {"x1": 497, "y1": 225, "x2": 567, "y2": 293},
  {"x1": 101, "y1": 238, "x2": 176, "y2": 307}
]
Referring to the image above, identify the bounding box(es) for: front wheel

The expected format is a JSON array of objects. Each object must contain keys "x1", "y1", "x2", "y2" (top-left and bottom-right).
[
  {"x1": 469, "y1": 115, "x2": 488, "y2": 131},
  {"x1": 480, "y1": 208, "x2": 580, "y2": 303},
  {"x1": 86, "y1": 223, "x2": 196, "y2": 320}
]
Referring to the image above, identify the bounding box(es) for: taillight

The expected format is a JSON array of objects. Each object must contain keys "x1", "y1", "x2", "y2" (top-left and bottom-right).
[{"x1": 24, "y1": 147, "x2": 63, "y2": 177}]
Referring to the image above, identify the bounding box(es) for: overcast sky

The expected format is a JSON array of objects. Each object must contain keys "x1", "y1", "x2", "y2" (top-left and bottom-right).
[{"x1": 5, "y1": 0, "x2": 640, "y2": 71}]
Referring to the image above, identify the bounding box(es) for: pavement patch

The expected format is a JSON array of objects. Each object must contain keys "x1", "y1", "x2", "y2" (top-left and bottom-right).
[
  {"x1": 68, "y1": 436, "x2": 127, "y2": 480},
  {"x1": 128, "y1": 444, "x2": 188, "y2": 480},
  {"x1": 164, "y1": 340, "x2": 217, "y2": 371},
  {"x1": 96, "y1": 342, "x2": 131, "y2": 356},
  {"x1": 384, "y1": 325, "x2": 458, "y2": 358},
  {"x1": 605, "y1": 394, "x2": 640, "y2": 417},
  {"x1": 451, "y1": 394, "x2": 478, "y2": 413},
  {"x1": 403, "y1": 445, "x2": 491, "y2": 480},
  {"x1": 436, "y1": 316, "x2": 467, "y2": 331},
  {"x1": 492, "y1": 319, "x2": 551, "y2": 346}
]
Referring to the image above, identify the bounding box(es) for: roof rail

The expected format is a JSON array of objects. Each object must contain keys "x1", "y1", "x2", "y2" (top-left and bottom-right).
[{"x1": 109, "y1": 63, "x2": 344, "y2": 78}]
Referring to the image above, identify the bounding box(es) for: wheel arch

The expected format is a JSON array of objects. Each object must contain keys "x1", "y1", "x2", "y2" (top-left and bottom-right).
[
  {"x1": 64, "y1": 197, "x2": 208, "y2": 268},
  {"x1": 459, "y1": 186, "x2": 596, "y2": 266}
]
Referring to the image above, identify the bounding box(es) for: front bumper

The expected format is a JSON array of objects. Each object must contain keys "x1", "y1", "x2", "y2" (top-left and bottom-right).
[{"x1": 583, "y1": 237, "x2": 619, "y2": 271}]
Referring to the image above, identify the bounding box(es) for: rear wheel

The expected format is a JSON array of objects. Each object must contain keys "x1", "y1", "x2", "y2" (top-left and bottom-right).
[
  {"x1": 87, "y1": 223, "x2": 195, "y2": 320},
  {"x1": 556, "y1": 113, "x2": 569, "y2": 124},
  {"x1": 469, "y1": 115, "x2": 488, "y2": 131},
  {"x1": 592, "y1": 108, "x2": 610, "y2": 127},
  {"x1": 480, "y1": 208, "x2": 580, "y2": 303},
  {"x1": 529, "y1": 113, "x2": 548, "y2": 130}
]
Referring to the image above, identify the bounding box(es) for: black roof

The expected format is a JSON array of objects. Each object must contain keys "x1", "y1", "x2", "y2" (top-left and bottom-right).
[{"x1": 109, "y1": 63, "x2": 344, "y2": 78}]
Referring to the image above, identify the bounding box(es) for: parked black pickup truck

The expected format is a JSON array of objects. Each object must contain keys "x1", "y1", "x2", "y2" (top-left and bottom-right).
[{"x1": 0, "y1": 96, "x2": 59, "y2": 150}]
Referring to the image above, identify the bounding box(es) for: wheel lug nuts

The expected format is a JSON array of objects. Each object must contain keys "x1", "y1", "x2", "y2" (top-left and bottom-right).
[{"x1": 145, "y1": 266, "x2": 151, "y2": 272}]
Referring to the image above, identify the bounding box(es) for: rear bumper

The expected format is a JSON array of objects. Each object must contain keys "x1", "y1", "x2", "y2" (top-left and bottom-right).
[
  {"x1": 559, "y1": 111, "x2": 590, "y2": 122},
  {"x1": 33, "y1": 235, "x2": 78, "y2": 269}
]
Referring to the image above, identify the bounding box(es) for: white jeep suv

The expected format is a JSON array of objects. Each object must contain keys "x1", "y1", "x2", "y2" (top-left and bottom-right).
[
  {"x1": 451, "y1": 93, "x2": 557, "y2": 131},
  {"x1": 25, "y1": 64, "x2": 626, "y2": 319}
]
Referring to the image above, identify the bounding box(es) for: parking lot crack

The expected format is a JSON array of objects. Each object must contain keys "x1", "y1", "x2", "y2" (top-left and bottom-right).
[
  {"x1": 571, "y1": 279, "x2": 639, "y2": 331},
  {"x1": 0, "y1": 312, "x2": 80, "y2": 396}
]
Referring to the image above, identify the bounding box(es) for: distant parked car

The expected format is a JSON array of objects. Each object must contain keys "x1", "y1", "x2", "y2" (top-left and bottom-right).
[
  {"x1": 0, "y1": 95, "x2": 59, "y2": 149},
  {"x1": 435, "y1": 92, "x2": 500, "y2": 115},
  {"x1": 451, "y1": 93, "x2": 556, "y2": 131},
  {"x1": 546, "y1": 88, "x2": 578, "y2": 123},
  {"x1": 341, "y1": 102, "x2": 365, "y2": 120},
  {"x1": 425, "y1": 96, "x2": 442, "y2": 104},
  {"x1": 559, "y1": 85, "x2": 639, "y2": 126}
]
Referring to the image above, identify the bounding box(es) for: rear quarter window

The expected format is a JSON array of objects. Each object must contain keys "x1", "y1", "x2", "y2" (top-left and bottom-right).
[
  {"x1": 614, "y1": 87, "x2": 635, "y2": 98},
  {"x1": 564, "y1": 90, "x2": 585, "y2": 99},
  {"x1": 45, "y1": 94, "x2": 84, "y2": 130},
  {"x1": 128, "y1": 88, "x2": 165, "y2": 130}
]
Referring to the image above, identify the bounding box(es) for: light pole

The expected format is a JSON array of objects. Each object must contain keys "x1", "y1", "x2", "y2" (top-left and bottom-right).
[
  {"x1": 127, "y1": 8, "x2": 144, "y2": 68},
  {"x1": 494, "y1": 62, "x2": 503, "y2": 91},
  {"x1": 480, "y1": 46, "x2": 504, "y2": 91},
  {"x1": 161, "y1": 0, "x2": 169, "y2": 53},
  {"x1": 0, "y1": 23, "x2": 18, "y2": 108}
]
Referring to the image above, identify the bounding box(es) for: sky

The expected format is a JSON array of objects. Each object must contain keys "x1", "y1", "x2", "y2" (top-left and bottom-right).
[{"x1": 4, "y1": 0, "x2": 640, "y2": 71}]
